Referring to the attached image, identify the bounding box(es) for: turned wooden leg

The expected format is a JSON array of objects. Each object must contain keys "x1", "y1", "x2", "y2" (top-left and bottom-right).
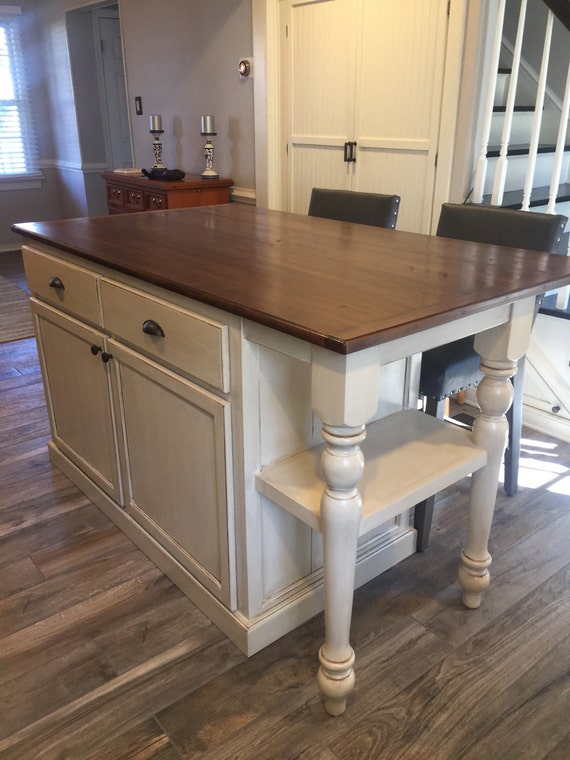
[
  {"x1": 459, "y1": 359, "x2": 515, "y2": 609},
  {"x1": 317, "y1": 422, "x2": 365, "y2": 716}
]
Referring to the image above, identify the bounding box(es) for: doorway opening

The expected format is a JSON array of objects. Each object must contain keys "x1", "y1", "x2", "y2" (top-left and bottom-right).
[{"x1": 66, "y1": 2, "x2": 133, "y2": 214}]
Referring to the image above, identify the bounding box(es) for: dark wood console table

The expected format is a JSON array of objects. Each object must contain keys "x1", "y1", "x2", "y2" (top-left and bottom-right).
[{"x1": 101, "y1": 171, "x2": 234, "y2": 214}]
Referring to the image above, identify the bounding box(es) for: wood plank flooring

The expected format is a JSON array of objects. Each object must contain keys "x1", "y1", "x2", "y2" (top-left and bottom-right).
[
  {"x1": 0, "y1": 251, "x2": 34, "y2": 343},
  {"x1": 0, "y1": 336, "x2": 569, "y2": 759}
]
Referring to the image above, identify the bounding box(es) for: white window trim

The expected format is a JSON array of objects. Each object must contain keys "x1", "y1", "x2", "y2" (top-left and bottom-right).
[{"x1": 0, "y1": 4, "x2": 41, "y2": 185}]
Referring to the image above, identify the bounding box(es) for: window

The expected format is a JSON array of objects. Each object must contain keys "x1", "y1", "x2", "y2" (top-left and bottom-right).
[{"x1": 0, "y1": 6, "x2": 39, "y2": 179}]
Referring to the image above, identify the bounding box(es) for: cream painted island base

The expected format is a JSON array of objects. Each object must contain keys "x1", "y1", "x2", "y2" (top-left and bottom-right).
[{"x1": 14, "y1": 204, "x2": 570, "y2": 716}]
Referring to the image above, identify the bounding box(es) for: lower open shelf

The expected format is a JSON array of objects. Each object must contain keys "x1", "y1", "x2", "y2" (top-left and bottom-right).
[{"x1": 255, "y1": 410, "x2": 487, "y2": 536}]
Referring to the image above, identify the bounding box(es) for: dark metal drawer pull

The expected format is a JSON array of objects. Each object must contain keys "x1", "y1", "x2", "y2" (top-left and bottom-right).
[
  {"x1": 142, "y1": 319, "x2": 165, "y2": 337},
  {"x1": 48, "y1": 276, "x2": 65, "y2": 290}
]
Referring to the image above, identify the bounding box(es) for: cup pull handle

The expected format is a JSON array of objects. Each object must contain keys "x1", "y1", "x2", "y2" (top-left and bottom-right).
[
  {"x1": 142, "y1": 319, "x2": 165, "y2": 337},
  {"x1": 48, "y1": 276, "x2": 65, "y2": 290}
]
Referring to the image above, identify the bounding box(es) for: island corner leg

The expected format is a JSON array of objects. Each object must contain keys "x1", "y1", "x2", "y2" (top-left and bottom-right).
[
  {"x1": 459, "y1": 358, "x2": 515, "y2": 609},
  {"x1": 317, "y1": 423, "x2": 365, "y2": 716}
]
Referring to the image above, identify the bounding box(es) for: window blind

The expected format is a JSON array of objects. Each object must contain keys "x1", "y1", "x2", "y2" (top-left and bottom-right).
[{"x1": 0, "y1": 7, "x2": 39, "y2": 176}]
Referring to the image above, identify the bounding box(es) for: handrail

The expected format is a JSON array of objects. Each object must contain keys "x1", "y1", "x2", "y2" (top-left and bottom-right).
[{"x1": 542, "y1": 0, "x2": 570, "y2": 32}]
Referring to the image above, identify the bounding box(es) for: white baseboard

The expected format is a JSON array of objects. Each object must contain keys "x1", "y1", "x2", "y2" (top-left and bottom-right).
[
  {"x1": 230, "y1": 186, "x2": 256, "y2": 205},
  {"x1": 523, "y1": 406, "x2": 570, "y2": 443}
]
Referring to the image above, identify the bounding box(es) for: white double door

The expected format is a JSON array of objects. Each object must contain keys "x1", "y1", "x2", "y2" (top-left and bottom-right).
[{"x1": 284, "y1": 0, "x2": 450, "y2": 233}]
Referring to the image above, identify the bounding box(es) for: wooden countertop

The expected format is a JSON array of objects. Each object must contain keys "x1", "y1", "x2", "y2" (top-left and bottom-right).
[{"x1": 12, "y1": 204, "x2": 570, "y2": 354}]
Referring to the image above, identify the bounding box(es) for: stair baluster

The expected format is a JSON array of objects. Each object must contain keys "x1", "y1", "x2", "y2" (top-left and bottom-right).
[
  {"x1": 492, "y1": 0, "x2": 528, "y2": 206},
  {"x1": 472, "y1": 0, "x2": 506, "y2": 204},
  {"x1": 521, "y1": 11, "x2": 553, "y2": 211},
  {"x1": 551, "y1": 60, "x2": 570, "y2": 309}
]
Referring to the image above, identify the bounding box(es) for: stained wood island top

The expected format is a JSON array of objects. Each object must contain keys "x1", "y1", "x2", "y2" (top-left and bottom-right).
[{"x1": 12, "y1": 204, "x2": 570, "y2": 354}]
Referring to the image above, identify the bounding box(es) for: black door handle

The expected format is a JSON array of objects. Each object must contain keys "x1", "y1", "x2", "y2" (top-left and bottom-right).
[{"x1": 343, "y1": 141, "x2": 357, "y2": 163}]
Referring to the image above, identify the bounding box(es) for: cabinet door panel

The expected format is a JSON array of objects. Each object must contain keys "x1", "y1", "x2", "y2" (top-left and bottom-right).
[
  {"x1": 284, "y1": 0, "x2": 449, "y2": 233},
  {"x1": 32, "y1": 299, "x2": 122, "y2": 502},
  {"x1": 354, "y1": 0, "x2": 448, "y2": 233},
  {"x1": 112, "y1": 342, "x2": 235, "y2": 607},
  {"x1": 286, "y1": 0, "x2": 357, "y2": 213}
]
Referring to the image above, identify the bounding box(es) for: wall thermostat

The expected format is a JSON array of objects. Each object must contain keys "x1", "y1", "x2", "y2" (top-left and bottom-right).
[{"x1": 238, "y1": 58, "x2": 252, "y2": 78}]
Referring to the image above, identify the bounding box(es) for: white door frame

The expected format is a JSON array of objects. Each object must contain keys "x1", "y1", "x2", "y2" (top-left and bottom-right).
[{"x1": 253, "y1": 0, "x2": 470, "y2": 232}]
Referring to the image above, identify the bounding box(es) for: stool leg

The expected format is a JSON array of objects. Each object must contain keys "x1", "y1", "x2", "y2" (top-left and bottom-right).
[
  {"x1": 414, "y1": 397, "x2": 447, "y2": 550},
  {"x1": 504, "y1": 357, "x2": 524, "y2": 496},
  {"x1": 414, "y1": 495, "x2": 435, "y2": 552}
]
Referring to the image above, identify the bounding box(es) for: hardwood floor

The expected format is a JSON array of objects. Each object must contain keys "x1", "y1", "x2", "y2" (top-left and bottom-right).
[{"x1": 0, "y1": 336, "x2": 569, "y2": 759}]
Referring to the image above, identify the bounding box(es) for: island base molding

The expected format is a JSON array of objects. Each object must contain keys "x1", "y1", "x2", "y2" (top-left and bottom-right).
[{"x1": 48, "y1": 442, "x2": 415, "y2": 656}]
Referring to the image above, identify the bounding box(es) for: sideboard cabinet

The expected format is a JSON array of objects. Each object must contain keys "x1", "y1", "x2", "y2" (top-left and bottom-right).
[{"x1": 101, "y1": 171, "x2": 234, "y2": 214}]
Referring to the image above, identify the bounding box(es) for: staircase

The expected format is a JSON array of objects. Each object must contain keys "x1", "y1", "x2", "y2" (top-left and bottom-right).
[
  {"x1": 472, "y1": 0, "x2": 570, "y2": 313},
  {"x1": 484, "y1": 60, "x2": 570, "y2": 256},
  {"x1": 471, "y1": 0, "x2": 570, "y2": 443}
]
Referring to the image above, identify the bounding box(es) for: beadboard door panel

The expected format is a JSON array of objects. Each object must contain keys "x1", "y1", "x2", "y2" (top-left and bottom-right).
[{"x1": 284, "y1": 0, "x2": 449, "y2": 233}]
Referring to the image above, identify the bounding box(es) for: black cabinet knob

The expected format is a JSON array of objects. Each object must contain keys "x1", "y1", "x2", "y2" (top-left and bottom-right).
[
  {"x1": 101, "y1": 352, "x2": 113, "y2": 363},
  {"x1": 90, "y1": 345, "x2": 102, "y2": 356},
  {"x1": 48, "y1": 276, "x2": 65, "y2": 290},
  {"x1": 142, "y1": 319, "x2": 165, "y2": 337}
]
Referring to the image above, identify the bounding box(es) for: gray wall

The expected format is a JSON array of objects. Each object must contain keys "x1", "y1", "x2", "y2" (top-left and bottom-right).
[
  {"x1": 121, "y1": 0, "x2": 255, "y2": 184},
  {"x1": 3, "y1": 0, "x2": 254, "y2": 249}
]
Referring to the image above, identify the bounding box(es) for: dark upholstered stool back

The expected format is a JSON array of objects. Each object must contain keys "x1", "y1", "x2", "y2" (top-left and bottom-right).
[
  {"x1": 414, "y1": 203, "x2": 568, "y2": 550},
  {"x1": 308, "y1": 188, "x2": 401, "y2": 229},
  {"x1": 436, "y1": 203, "x2": 568, "y2": 252}
]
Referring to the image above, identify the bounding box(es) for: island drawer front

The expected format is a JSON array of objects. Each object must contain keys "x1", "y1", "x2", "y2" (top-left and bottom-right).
[
  {"x1": 100, "y1": 279, "x2": 230, "y2": 392},
  {"x1": 22, "y1": 246, "x2": 101, "y2": 326}
]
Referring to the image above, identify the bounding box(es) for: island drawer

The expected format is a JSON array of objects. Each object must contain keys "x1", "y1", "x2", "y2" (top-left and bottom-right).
[
  {"x1": 22, "y1": 246, "x2": 101, "y2": 326},
  {"x1": 100, "y1": 279, "x2": 230, "y2": 392}
]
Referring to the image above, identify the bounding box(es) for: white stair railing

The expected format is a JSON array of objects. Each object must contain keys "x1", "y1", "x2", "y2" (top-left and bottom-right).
[
  {"x1": 550, "y1": 59, "x2": 570, "y2": 308},
  {"x1": 521, "y1": 10, "x2": 553, "y2": 211},
  {"x1": 472, "y1": 1, "x2": 570, "y2": 311},
  {"x1": 491, "y1": 0, "x2": 528, "y2": 205},
  {"x1": 472, "y1": 0, "x2": 506, "y2": 204}
]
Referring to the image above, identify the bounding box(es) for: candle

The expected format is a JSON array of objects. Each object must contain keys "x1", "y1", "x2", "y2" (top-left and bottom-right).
[
  {"x1": 149, "y1": 114, "x2": 163, "y2": 132},
  {"x1": 201, "y1": 115, "x2": 216, "y2": 135}
]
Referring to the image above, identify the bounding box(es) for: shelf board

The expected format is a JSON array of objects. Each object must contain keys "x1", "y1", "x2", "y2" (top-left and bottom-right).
[{"x1": 256, "y1": 410, "x2": 487, "y2": 536}]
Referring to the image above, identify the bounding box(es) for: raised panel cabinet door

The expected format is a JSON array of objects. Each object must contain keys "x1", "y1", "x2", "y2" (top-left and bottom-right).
[
  {"x1": 31, "y1": 299, "x2": 123, "y2": 503},
  {"x1": 110, "y1": 341, "x2": 235, "y2": 608}
]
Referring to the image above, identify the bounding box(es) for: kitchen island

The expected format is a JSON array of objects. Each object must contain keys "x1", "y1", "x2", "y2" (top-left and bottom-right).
[{"x1": 13, "y1": 204, "x2": 570, "y2": 715}]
